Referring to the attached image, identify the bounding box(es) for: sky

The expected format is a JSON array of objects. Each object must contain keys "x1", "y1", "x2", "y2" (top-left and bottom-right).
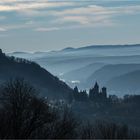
[{"x1": 0, "y1": 0, "x2": 140, "y2": 52}]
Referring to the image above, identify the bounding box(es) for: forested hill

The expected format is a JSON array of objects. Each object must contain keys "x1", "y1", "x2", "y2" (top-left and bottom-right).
[{"x1": 0, "y1": 49, "x2": 73, "y2": 99}]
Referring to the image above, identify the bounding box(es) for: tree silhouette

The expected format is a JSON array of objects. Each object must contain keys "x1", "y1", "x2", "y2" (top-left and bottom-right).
[
  {"x1": 0, "y1": 78, "x2": 79, "y2": 139},
  {"x1": 0, "y1": 78, "x2": 56, "y2": 139},
  {"x1": 80, "y1": 121, "x2": 139, "y2": 139}
]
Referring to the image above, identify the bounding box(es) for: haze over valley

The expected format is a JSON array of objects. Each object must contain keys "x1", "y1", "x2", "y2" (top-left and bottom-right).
[{"x1": 8, "y1": 44, "x2": 140, "y2": 96}]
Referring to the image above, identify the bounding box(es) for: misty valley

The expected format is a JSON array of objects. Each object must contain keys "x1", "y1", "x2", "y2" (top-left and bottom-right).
[
  {"x1": 9, "y1": 44, "x2": 140, "y2": 96},
  {"x1": 0, "y1": 45, "x2": 139, "y2": 139}
]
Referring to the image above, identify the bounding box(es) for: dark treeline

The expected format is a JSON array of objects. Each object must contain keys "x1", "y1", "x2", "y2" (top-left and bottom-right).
[
  {"x1": 0, "y1": 49, "x2": 35, "y2": 65},
  {"x1": 70, "y1": 82, "x2": 140, "y2": 105},
  {"x1": 70, "y1": 83, "x2": 140, "y2": 131},
  {"x1": 0, "y1": 79, "x2": 140, "y2": 139}
]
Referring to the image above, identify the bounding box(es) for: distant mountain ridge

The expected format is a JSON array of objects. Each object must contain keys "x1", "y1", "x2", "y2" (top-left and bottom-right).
[
  {"x1": 75, "y1": 44, "x2": 140, "y2": 51},
  {"x1": 107, "y1": 70, "x2": 140, "y2": 94},
  {"x1": 85, "y1": 63, "x2": 140, "y2": 96},
  {"x1": 61, "y1": 47, "x2": 75, "y2": 52},
  {"x1": 11, "y1": 52, "x2": 30, "y2": 54},
  {"x1": 60, "y1": 44, "x2": 140, "y2": 52},
  {"x1": 0, "y1": 49, "x2": 73, "y2": 99},
  {"x1": 87, "y1": 63, "x2": 140, "y2": 86},
  {"x1": 8, "y1": 44, "x2": 140, "y2": 55}
]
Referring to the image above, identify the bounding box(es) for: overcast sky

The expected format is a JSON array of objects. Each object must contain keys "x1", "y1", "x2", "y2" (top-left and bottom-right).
[{"x1": 0, "y1": 0, "x2": 140, "y2": 52}]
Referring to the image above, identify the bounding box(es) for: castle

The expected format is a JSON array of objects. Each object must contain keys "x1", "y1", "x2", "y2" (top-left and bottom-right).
[
  {"x1": 72, "y1": 82, "x2": 107, "y2": 102},
  {"x1": 89, "y1": 82, "x2": 107, "y2": 101}
]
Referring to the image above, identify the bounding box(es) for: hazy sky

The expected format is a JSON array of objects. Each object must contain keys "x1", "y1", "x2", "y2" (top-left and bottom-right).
[{"x1": 0, "y1": 0, "x2": 140, "y2": 52}]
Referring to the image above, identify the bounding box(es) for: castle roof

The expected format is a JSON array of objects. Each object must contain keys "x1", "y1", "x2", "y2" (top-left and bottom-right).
[{"x1": 94, "y1": 82, "x2": 99, "y2": 88}]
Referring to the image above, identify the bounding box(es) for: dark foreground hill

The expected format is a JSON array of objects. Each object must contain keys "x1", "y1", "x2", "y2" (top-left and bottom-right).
[{"x1": 0, "y1": 49, "x2": 73, "y2": 99}]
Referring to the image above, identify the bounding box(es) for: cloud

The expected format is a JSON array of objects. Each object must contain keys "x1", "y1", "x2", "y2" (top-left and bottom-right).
[
  {"x1": 51, "y1": 14, "x2": 112, "y2": 26},
  {"x1": 0, "y1": 23, "x2": 36, "y2": 31},
  {"x1": 46, "y1": 4, "x2": 140, "y2": 28},
  {"x1": 55, "y1": 16, "x2": 89, "y2": 25},
  {"x1": 35, "y1": 27, "x2": 59, "y2": 32},
  {"x1": 0, "y1": 16, "x2": 6, "y2": 20},
  {"x1": 0, "y1": 0, "x2": 75, "y2": 12},
  {"x1": 51, "y1": 5, "x2": 109, "y2": 16},
  {"x1": 0, "y1": 1, "x2": 140, "y2": 32},
  {"x1": 50, "y1": 5, "x2": 140, "y2": 19},
  {"x1": 29, "y1": 4, "x2": 140, "y2": 32},
  {"x1": 0, "y1": 27, "x2": 7, "y2": 31}
]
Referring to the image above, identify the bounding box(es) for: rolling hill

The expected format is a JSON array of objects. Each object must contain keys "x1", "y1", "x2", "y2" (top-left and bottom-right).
[
  {"x1": 0, "y1": 49, "x2": 73, "y2": 99},
  {"x1": 87, "y1": 64, "x2": 140, "y2": 85},
  {"x1": 61, "y1": 62, "x2": 105, "y2": 85},
  {"x1": 106, "y1": 70, "x2": 140, "y2": 95}
]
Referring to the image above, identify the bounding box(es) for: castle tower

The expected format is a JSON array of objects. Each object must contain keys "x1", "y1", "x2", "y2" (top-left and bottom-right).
[
  {"x1": 94, "y1": 82, "x2": 99, "y2": 94},
  {"x1": 0, "y1": 49, "x2": 2, "y2": 54},
  {"x1": 101, "y1": 87, "x2": 107, "y2": 98},
  {"x1": 0, "y1": 49, "x2": 4, "y2": 58}
]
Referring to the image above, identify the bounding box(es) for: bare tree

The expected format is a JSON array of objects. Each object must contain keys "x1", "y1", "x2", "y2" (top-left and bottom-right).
[
  {"x1": 0, "y1": 78, "x2": 56, "y2": 139},
  {"x1": 80, "y1": 120, "x2": 139, "y2": 139}
]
